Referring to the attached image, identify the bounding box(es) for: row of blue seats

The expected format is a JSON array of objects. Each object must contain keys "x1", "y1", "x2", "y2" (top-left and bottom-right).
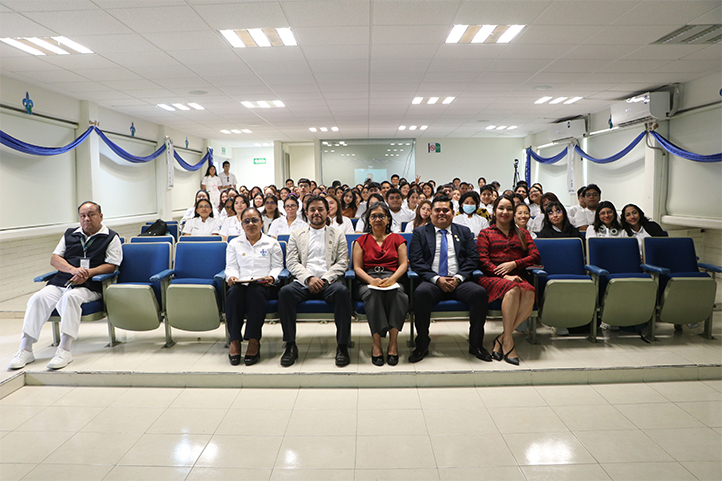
[{"x1": 37, "y1": 235, "x2": 719, "y2": 350}]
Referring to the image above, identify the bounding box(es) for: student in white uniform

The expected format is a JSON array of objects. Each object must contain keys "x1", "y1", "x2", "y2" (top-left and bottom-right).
[
  {"x1": 181, "y1": 190, "x2": 213, "y2": 228},
  {"x1": 219, "y1": 160, "x2": 237, "y2": 191},
  {"x1": 513, "y1": 203, "x2": 536, "y2": 239},
  {"x1": 387, "y1": 188, "x2": 415, "y2": 226},
  {"x1": 620, "y1": 203, "x2": 668, "y2": 253},
  {"x1": 182, "y1": 198, "x2": 221, "y2": 236},
  {"x1": 220, "y1": 195, "x2": 249, "y2": 241},
  {"x1": 405, "y1": 200, "x2": 432, "y2": 233},
  {"x1": 268, "y1": 195, "x2": 308, "y2": 238},
  {"x1": 453, "y1": 191, "x2": 489, "y2": 237},
  {"x1": 355, "y1": 194, "x2": 401, "y2": 233},
  {"x1": 571, "y1": 184, "x2": 601, "y2": 231},
  {"x1": 261, "y1": 195, "x2": 281, "y2": 234},
  {"x1": 528, "y1": 185, "x2": 543, "y2": 219},
  {"x1": 218, "y1": 197, "x2": 234, "y2": 221},
  {"x1": 567, "y1": 186, "x2": 587, "y2": 221},
  {"x1": 326, "y1": 193, "x2": 355, "y2": 234},
  {"x1": 478, "y1": 185, "x2": 495, "y2": 215},
  {"x1": 201, "y1": 164, "x2": 223, "y2": 210},
  {"x1": 585, "y1": 201, "x2": 628, "y2": 239}
]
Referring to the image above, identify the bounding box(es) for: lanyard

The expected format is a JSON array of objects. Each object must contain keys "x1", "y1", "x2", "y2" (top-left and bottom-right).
[{"x1": 80, "y1": 236, "x2": 96, "y2": 257}]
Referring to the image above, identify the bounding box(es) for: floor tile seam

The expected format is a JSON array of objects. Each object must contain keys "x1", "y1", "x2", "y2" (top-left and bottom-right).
[
  {"x1": 13, "y1": 405, "x2": 106, "y2": 434},
  {"x1": 634, "y1": 425, "x2": 684, "y2": 462},
  {"x1": 612, "y1": 401, "x2": 709, "y2": 431}
]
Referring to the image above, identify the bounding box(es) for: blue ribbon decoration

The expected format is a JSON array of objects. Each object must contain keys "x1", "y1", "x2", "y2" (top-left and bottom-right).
[
  {"x1": 526, "y1": 146, "x2": 568, "y2": 164},
  {"x1": 650, "y1": 131, "x2": 721, "y2": 163},
  {"x1": 524, "y1": 155, "x2": 531, "y2": 185},
  {"x1": 174, "y1": 147, "x2": 212, "y2": 171},
  {"x1": 93, "y1": 127, "x2": 166, "y2": 163},
  {"x1": 0, "y1": 126, "x2": 95, "y2": 155},
  {"x1": 573, "y1": 131, "x2": 646, "y2": 164}
]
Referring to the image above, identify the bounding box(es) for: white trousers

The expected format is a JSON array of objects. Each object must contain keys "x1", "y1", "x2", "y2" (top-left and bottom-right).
[{"x1": 23, "y1": 285, "x2": 101, "y2": 341}]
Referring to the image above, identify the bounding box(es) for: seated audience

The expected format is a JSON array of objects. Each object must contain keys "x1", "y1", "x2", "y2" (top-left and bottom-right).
[
  {"x1": 528, "y1": 185, "x2": 543, "y2": 218},
  {"x1": 268, "y1": 195, "x2": 308, "y2": 238},
  {"x1": 386, "y1": 188, "x2": 415, "y2": 225},
  {"x1": 477, "y1": 194, "x2": 540, "y2": 366},
  {"x1": 220, "y1": 197, "x2": 234, "y2": 221},
  {"x1": 252, "y1": 193, "x2": 265, "y2": 213},
  {"x1": 326, "y1": 193, "x2": 355, "y2": 234},
  {"x1": 572, "y1": 184, "x2": 601, "y2": 231},
  {"x1": 217, "y1": 189, "x2": 230, "y2": 219},
  {"x1": 353, "y1": 202, "x2": 409, "y2": 366},
  {"x1": 515, "y1": 185, "x2": 529, "y2": 203},
  {"x1": 567, "y1": 186, "x2": 586, "y2": 220},
  {"x1": 261, "y1": 195, "x2": 281, "y2": 234},
  {"x1": 527, "y1": 192, "x2": 560, "y2": 233},
  {"x1": 585, "y1": 201, "x2": 627, "y2": 238},
  {"x1": 405, "y1": 200, "x2": 432, "y2": 232},
  {"x1": 537, "y1": 202, "x2": 584, "y2": 242},
  {"x1": 479, "y1": 185, "x2": 495, "y2": 214},
  {"x1": 182, "y1": 198, "x2": 221, "y2": 236},
  {"x1": 225, "y1": 207, "x2": 283, "y2": 366},
  {"x1": 513, "y1": 203, "x2": 536, "y2": 239},
  {"x1": 181, "y1": 189, "x2": 212, "y2": 227},
  {"x1": 453, "y1": 191, "x2": 489, "y2": 237},
  {"x1": 220, "y1": 195, "x2": 249, "y2": 241},
  {"x1": 356, "y1": 194, "x2": 398, "y2": 232},
  {"x1": 621, "y1": 203, "x2": 668, "y2": 253},
  {"x1": 340, "y1": 189, "x2": 357, "y2": 218}
]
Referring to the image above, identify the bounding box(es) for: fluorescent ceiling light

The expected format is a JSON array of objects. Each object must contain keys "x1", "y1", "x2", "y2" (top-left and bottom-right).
[
  {"x1": 427, "y1": 97, "x2": 439, "y2": 104},
  {"x1": 242, "y1": 129, "x2": 252, "y2": 133},
  {"x1": 399, "y1": 126, "x2": 406, "y2": 130},
  {"x1": 549, "y1": 97, "x2": 567, "y2": 104},
  {"x1": 442, "y1": 97, "x2": 455, "y2": 104},
  {"x1": 272, "y1": 100, "x2": 285, "y2": 107},
  {"x1": 394, "y1": 149, "x2": 398, "y2": 151},
  {"x1": 187, "y1": 103, "x2": 204, "y2": 110},
  {"x1": 390, "y1": 143, "x2": 395, "y2": 145},
  {"x1": 320, "y1": 127, "x2": 328, "y2": 132},
  {"x1": 248, "y1": 28, "x2": 271, "y2": 47},
  {"x1": 172, "y1": 103, "x2": 190, "y2": 110},
  {"x1": 52, "y1": 36, "x2": 93, "y2": 54},
  {"x1": 496, "y1": 126, "x2": 507, "y2": 130},
  {"x1": 446, "y1": 25, "x2": 468, "y2": 44},
  {"x1": 231, "y1": 129, "x2": 241, "y2": 134},
  {"x1": 497, "y1": 25, "x2": 525, "y2": 43},
  {"x1": 330, "y1": 150, "x2": 334, "y2": 152},
  {"x1": 220, "y1": 130, "x2": 231, "y2": 134},
  {"x1": 412, "y1": 97, "x2": 423, "y2": 104},
  {"x1": 322, "y1": 141, "x2": 329, "y2": 145},
  {"x1": 564, "y1": 97, "x2": 583, "y2": 104},
  {"x1": 331, "y1": 126, "x2": 339, "y2": 131},
  {"x1": 471, "y1": 24, "x2": 496, "y2": 43},
  {"x1": 26, "y1": 37, "x2": 68, "y2": 55},
  {"x1": 276, "y1": 28, "x2": 297, "y2": 46},
  {"x1": 262, "y1": 143, "x2": 271, "y2": 146},
  {"x1": 220, "y1": 29, "x2": 245, "y2": 48},
  {"x1": 535, "y1": 96, "x2": 553, "y2": 104},
  {"x1": 507, "y1": 126, "x2": 517, "y2": 130},
  {"x1": 406, "y1": 143, "x2": 411, "y2": 145},
  {"x1": 157, "y1": 104, "x2": 175, "y2": 111},
  {"x1": 420, "y1": 126, "x2": 427, "y2": 130},
  {"x1": 241, "y1": 101, "x2": 255, "y2": 108},
  {"x1": 1, "y1": 38, "x2": 44, "y2": 55},
  {"x1": 255, "y1": 143, "x2": 261, "y2": 146},
  {"x1": 257, "y1": 100, "x2": 271, "y2": 108},
  {"x1": 309, "y1": 128, "x2": 317, "y2": 132},
  {"x1": 409, "y1": 126, "x2": 417, "y2": 130},
  {"x1": 485, "y1": 125, "x2": 497, "y2": 130}
]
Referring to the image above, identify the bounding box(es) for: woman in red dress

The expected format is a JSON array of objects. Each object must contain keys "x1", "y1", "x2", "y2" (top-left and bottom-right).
[{"x1": 477, "y1": 194, "x2": 540, "y2": 365}]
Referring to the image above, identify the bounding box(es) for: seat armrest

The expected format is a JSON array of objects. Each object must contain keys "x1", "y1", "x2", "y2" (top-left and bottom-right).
[
  {"x1": 407, "y1": 269, "x2": 419, "y2": 279},
  {"x1": 34, "y1": 271, "x2": 57, "y2": 283},
  {"x1": 472, "y1": 269, "x2": 483, "y2": 280},
  {"x1": 698, "y1": 262, "x2": 722, "y2": 274},
  {"x1": 531, "y1": 269, "x2": 548, "y2": 278},
  {"x1": 278, "y1": 269, "x2": 290, "y2": 280},
  {"x1": 214, "y1": 270, "x2": 225, "y2": 283},
  {"x1": 641, "y1": 264, "x2": 671, "y2": 275},
  {"x1": 149, "y1": 269, "x2": 174, "y2": 282},
  {"x1": 345, "y1": 270, "x2": 355, "y2": 280},
  {"x1": 585, "y1": 265, "x2": 609, "y2": 276},
  {"x1": 92, "y1": 271, "x2": 119, "y2": 282}
]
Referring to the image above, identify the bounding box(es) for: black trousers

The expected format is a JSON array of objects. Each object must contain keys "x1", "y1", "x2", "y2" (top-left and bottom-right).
[
  {"x1": 413, "y1": 280, "x2": 488, "y2": 350},
  {"x1": 226, "y1": 283, "x2": 278, "y2": 342},
  {"x1": 278, "y1": 281, "x2": 352, "y2": 345}
]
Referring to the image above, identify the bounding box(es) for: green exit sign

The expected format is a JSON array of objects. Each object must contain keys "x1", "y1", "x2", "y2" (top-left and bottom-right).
[
  {"x1": 253, "y1": 157, "x2": 266, "y2": 165},
  {"x1": 222, "y1": 147, "x2": 226, "y2": 155}
]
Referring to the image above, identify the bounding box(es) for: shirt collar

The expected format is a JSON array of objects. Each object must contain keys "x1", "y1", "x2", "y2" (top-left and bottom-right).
[
  {"x1": 434, "y1": 225, "x2": 452, "y2": 234},
  {"x1": 74, "y1": 224, "x2": 109, "y2": 239}
]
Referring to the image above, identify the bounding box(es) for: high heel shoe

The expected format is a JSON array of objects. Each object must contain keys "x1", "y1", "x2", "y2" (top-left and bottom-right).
[
  {"x1": 371, "y1": 354, "x2": 385, "y2": 366},
  {"x1": 386, "y1": 350, "x2": 398, "y2": 366},
  {"x1": 503, "y1": 342, "x2": 520, "y2": 366},
  {"x1": 228, "y1": 353, "x2": 241, "y2": 366},
  {"x1": 491, "y1": 335, "x2": 503, "y2": 362}
]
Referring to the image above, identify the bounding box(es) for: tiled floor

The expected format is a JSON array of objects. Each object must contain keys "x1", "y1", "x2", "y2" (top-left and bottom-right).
[{"x1": 0, "y1": 382, "x2": 720, "y2": 480}]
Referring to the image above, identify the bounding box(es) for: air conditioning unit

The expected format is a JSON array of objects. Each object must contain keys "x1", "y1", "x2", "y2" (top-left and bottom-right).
[
  {"x1": 611, "y1": 91, "x2": 671, "y2": 127},
  {"x1": 547, "y1": 119, "x2": 586, "y2": 142}
]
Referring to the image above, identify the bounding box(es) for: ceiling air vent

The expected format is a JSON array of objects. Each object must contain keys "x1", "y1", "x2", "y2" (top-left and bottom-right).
[{"x1": 652, "y1": 25, "x2": 721, "y2": 45}]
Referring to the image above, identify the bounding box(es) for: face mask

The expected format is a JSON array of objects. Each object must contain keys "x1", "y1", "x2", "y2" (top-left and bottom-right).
[{"x1": 462, "y1": 204, "x2": 476, "y2": 214}]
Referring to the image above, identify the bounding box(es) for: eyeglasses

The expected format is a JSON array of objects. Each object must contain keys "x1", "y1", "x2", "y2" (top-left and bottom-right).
[
  {"x1": 369, "y1": 214, "x2": 387, "y2": 220},
  {"x1": 285, "y1": 204, "x2": 298, "y2": 209},
  {"x1": 197, "y1": 205, "x2": 211, "y2": 209},
  {"x1": 242, "y1": 218, "x2": 261, "y2": 225}
]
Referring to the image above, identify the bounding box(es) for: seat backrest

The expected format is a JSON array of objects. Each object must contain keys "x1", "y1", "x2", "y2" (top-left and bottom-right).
[
  {"x1": 644, "y1": 237, "x2": 699, "y2": 273},
  {"x1": 130, "y1": 236, "x2": 174, "y2": 245},
  {"x1": 535, "y1": 238, "x2": 586, "y2": 275},
  {"x1": 118, "y1": 243, "x2": 172, "y2": 283},
  {"x1": 350, "y1": 218, "x2": 359, "y2": 229},
  {"x1": 399, "y1": 233, "x2": 413, "y2": 245},
  {"x1": 277, "y1": 234, "x2": 290, "y2": 244},
  {"x1": 174, "y1": 242, "x2": 227, "y2": 279},
  {"x1": 178, "y1": 236, "x2": 223, "y2": 242},
  {"x1": 587, "y1": 237, "x2": 643, "y2": 274},
  {"x1": 279, "y1": 241, "x2": 287, "y2": 268},
  {"x1": 346, "y1": 233, "x2": 363, "y2": 255},
  {"x1": 401, "y1": 221, "x2": 408, "y2": 232},
  {"x1": 167, "y1": 224, "x2": 178, "y2": 240}
]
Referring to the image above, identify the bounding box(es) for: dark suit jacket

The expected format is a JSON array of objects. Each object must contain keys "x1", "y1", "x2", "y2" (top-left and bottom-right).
[{"x1": 408, "y1": 223, "x2": 478, "y2": 283}]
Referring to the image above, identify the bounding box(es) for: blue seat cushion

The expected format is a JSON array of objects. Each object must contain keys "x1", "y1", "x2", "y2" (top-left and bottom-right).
[
  {"x1": 297, "y1": 299, "x2": 335, "y2": 313},
  {"x1": 354, "y1": 301, "x2": 366, "y2": 315},
  {"x1": 267, "y1": 300, "x2": 279, "y2": 314},
  {"x1": 51, "y1": 300, "x2": 103, "y2": 318},
  {"x1": 434, "y1": 300, "x2": 470, "y2": 312},
  {"x1": 660, "y1": 271, "x2": 710, "y2": 293},
  {"x1": 600, "y1": 272, "x2": 651, "y2": 300}
]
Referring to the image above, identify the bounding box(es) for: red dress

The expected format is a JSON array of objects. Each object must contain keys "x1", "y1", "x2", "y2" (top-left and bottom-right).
[
  {"x1": 476, "y1": 225, "x2": 541, "y2": 303},
  {"x1": 357, "y1": 233, "x2": 405, "y2": 271}
]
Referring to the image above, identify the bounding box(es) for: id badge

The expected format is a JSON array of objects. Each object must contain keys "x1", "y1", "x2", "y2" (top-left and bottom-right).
[{"x1": 80, "y1": 258, "x2": 90, "y2": 269}]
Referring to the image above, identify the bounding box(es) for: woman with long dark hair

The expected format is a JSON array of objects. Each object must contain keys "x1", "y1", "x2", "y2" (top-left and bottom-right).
[{"x1": 586, "y1": 201, "x2": 627, "y2": 239}]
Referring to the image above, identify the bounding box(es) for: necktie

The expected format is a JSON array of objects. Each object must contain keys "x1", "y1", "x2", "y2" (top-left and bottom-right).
[{"x1": 439, "y1": 229, "x2": 448, "y2": 277}]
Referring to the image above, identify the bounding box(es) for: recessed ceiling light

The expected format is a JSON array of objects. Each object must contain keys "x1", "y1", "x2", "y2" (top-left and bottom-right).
[
  {"x1": 507, "y1": 126, "x2": 518, "y2": 130},
  {"x1": 26, "y1": 37, "x2": 68, "y2": 55},
  {"x1": 549, "y1": 97, "x2": 568, "y2": 104},
  {"x1": 220, "y1": 130, "x2": 231, "y2": 134},
  {"x1": 272, "y1": 100, "x2": 285, "y2": 107},
  {"x1": 262, "y1": 143, "x2": 271, "y2": 147},
  {"x1": 331, "y1": 126, "x2": 339, "y2": 131},
  {"x1": 390, "y1": 143, "x2": 395, "y2": 145},
  {"x1": 406, "y1": 143, "x2": 411, "y2": 145},
  {"x1": 157, "y1": 104, "x2": 175, "y2": 111},
  {"x1": 412, "y1": 97, "x2": 423, "y2": 104},
  {"x1": 220, "y1": 29, "x2": 245, "y2": 48},
  {"x1": 255, "y1": 143, "x2": 261, "y2": 146},
  {"x1": 241, "y1": 101, "x2": 255, "y2": 108},
  {"x1": 0, "y1": 38, "x2": 44, "y2": 55},
  {"x1": 330, "y1": 150, "x2": 335, "y2": 152},
  {"x1": 187, "y1": 103, "x2": 204, "y2": 110},
  {"x1": 394, "y1": 149, "x2": 398, "y2": 151},
  {"x1": 399, "y1": 126, "x2": 406, "y2": 130},
  {"x1": 324, "y1": 150, "x2": 328, "y2": 152},
  {"x1": 309, "y1": 128, "x2": 317, "y2": 132},
  {"x1": 496, "y1": 126, "x2": 507, "y2": 130},
  {"x1": 52, "y1": 36, "x2": 93, "y2": 54},
  {"x1": 564, "y1": 97, "x2": 583, "y2": 104},
  {"x1": 442, "y1": 97, "x2": 455, "y2": 104},
  {"x1": 485, "y1": 125, "x2": 497, "y2": 130},
  {"x1": 172, "y1": 103, "x2": 190, "y2": 111},
  {"x1": 242, "y1": 129, "x2": 252, "y2": 133},
  {"x1": 221, "y1": 28, "x2": 298, "y2": 48},
  {"x1": 420, "y1": 126, "x2": 427, "y2": 130},
  {"x1": 388, "y1": 149, "x2": 391, "y2": 151},
  {"x1": 445, "y1": 25, "x2": 469, "y2": 44},
  {"x1": 231, "y1": 129, "x2": 242, "y2": 134},
  {"x1": 445, "y1": 25, "x2": 525, "y2": 44},
  {"x1": 427, "y1": 97, "x2": 439, "y2": 104},
  {"x1": 320, "y1": 127, "x2": 328, "y2": 132},
  {"x1": 497, "y1": 25, "x2": 525, "y2": 43},
  {"x1": 276, "y1": 27, "x2": 297, "y2": 46},
  {"x1": 248, "y1": 28, "x2": 272, "y2": 47},
  {"x1": 471, "y1": 25, "x2": 496, "y2": 43},
  {"x1": 409, "y1": 126, "x2": 417, "y2": 130},
  {"x1": 257, "y1": 100, "x2": 271, "y2": 108},
  {"x1": 535, "y1": 97, "x2": 553, "y2": 104},
  {"x1": 533, "y1": 85, "x2": 552, "y2": 91}
]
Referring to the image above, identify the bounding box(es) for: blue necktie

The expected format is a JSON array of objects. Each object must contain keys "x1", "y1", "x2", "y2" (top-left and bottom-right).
[{"x1": 439, "y1": 229, "x2": 448, "y2": 277}]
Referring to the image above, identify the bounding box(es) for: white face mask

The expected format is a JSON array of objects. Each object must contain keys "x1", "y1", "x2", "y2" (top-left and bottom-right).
[{"x1": 462, "y1": 204, "x2": 476, "y2": 214}]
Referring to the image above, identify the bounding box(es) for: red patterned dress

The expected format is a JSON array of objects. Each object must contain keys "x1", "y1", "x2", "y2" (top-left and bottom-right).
[{"x1": 476, "y1": 225, "x2": 541, "y2": 303}]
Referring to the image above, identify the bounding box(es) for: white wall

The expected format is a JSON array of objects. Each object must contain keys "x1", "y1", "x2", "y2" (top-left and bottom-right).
[
  {"x1": 415, "y1": 138, "x2": 525, "y2": 191},
  {"x1": 234, "y1": 146, "x2": 275, "y2": 190},
  {"x1": 172, "y1": 153, "x2": 204, "y2": 214},
  {"x1": 287, "y1": 144, "x2": 315, "y2": 183}
]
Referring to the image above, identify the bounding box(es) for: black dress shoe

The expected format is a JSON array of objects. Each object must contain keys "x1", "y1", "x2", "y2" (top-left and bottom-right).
[
  {"x1": 228, "y1": 353, "x2": 241, "y2": 366},
  {"x1": 408, "y1": 347, "x2": 428, "y2": 363},
  {"x1": 386, "y1": 352, "x2": 399, "y2": 366},
  {"x1": 244, "y1": 351, "x2": 260, "y2": 366},
  {"x1": 371, "y1": 354, "x2": 384, "y2": 366},
  {"x1": 503, "y1": 342, "x2": 520, "y2": 366},
  {"x1": 491, "y1": 335, "x2": 503, "y2": 362},
  {"x1": 335, "y1": 345, "x2": 351, "y2": 367},
  {"x1": 280, "y1": 343, "x2": 299, "y2": 367},
  {"x1": 469, "y1": 346, "x2": 493, "y2": 362}
]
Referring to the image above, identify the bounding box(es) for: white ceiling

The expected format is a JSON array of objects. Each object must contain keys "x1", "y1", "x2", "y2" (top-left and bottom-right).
[{"x1": 1, "y1": 0, "x2": 720, "y2": 146}]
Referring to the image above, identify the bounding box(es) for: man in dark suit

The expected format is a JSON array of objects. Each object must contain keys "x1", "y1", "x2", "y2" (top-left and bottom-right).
[{"x1": 408, "y1": 195, "x2": 491, "y2": 362}]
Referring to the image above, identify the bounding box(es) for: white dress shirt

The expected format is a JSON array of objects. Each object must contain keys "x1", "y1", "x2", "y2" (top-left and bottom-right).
[
  {"x1": 390, "y1": 207, "x2": 415, "y2": 225},
  {"x1": 225, "y1": 234, "x2": 283, "y2": 282},
  {"x1": 268, "y1": 216, "x2": 308, "y2": 238},
  {"x1": 526, "y1": 215, "x2": 544, "y2": 233},
  {"x1": 571, "y1": 207, "x2": 596, "y2": 227},
  {"x1": 220, "y1": 216, "x2": 246, "y2": 239},
  {"x1": 306, "y1": 226, "x2": 328, "y2": 279},
  {"x1": 452, "y1": 213, "x2": 489, "y2": 237},
  {"x1": 220, "y1": 172, "x2": 237, "y2": 188},
  {"x1": 431, "y1": 226, "x2": 462, "y2": 284},
  {"x1": 331, "y1": 216, "x2": 355, "y2": 234},
  {"x1": 54, "y1": 225, "x2": 123, "y2": 266},
  {"x1": 182, "y1": 217, "x2": 221, "y2": 236}
]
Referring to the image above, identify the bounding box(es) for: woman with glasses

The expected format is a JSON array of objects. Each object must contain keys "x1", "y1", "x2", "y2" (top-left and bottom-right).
[
  {"x1": 353, "y1": 202, "x2": 409, "y2": 366},
  {"x1": 268, "y1": 195, "x2": 308, "y2": 238},
  {"x1": 225, "y1": 207, "x2": 283, "y2": 366},
  {"x1": 182, "y1": 198, "x2": 221, "y2": 236},
  {"x1": 261, "y1": 195, "x2": 281, "y2": 234}
]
